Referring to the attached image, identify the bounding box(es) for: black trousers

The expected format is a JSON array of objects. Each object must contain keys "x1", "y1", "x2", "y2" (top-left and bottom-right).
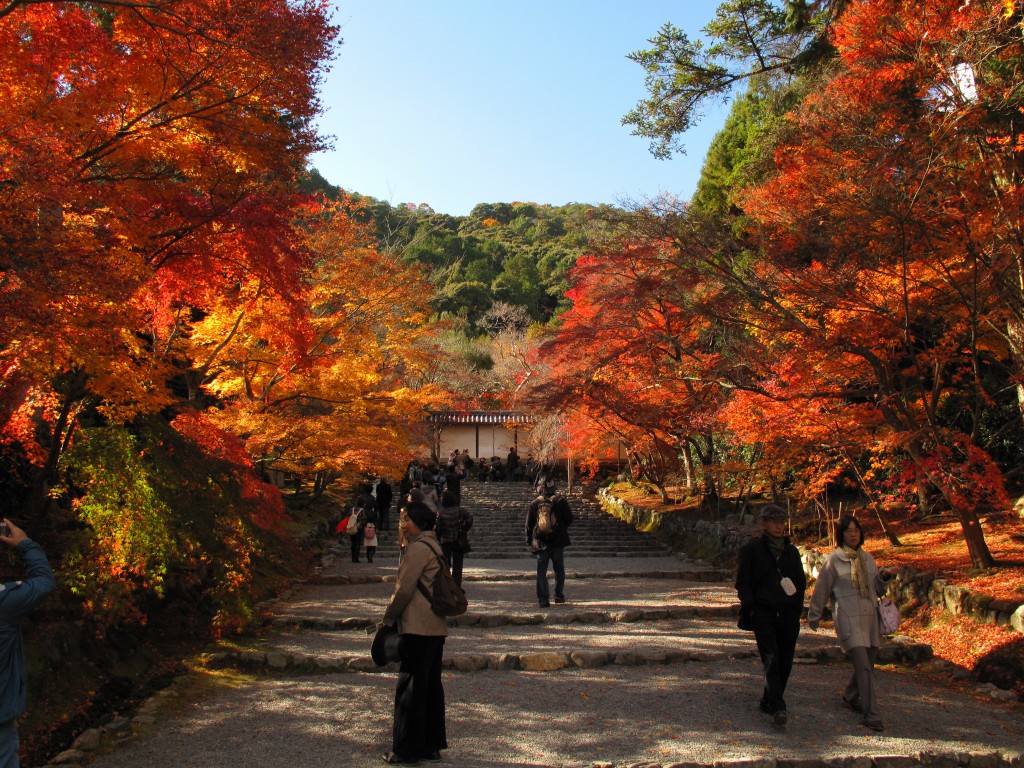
[
  {"x1": 393, "y1": 634, "x2": 447, "y2": 758},
  {"x1": 751, "y1": 606, "x2": 800, "y2": 714},
  {"x1": 441, "y1": 542, "x2": 465, "y2": 586}
]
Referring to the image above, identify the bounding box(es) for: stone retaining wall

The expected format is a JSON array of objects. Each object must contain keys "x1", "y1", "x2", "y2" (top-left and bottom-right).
[
  {"x1": 598, "y1": 489, "x2": 1024, "y2": 636},
  {"x1": 597, "y1": 489, "x2": 753, "y2": 562}
]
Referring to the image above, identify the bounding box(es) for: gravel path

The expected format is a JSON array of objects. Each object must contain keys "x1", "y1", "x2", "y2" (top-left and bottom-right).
[
  {"x1": 77, "y1": 661, "x2": 1023, "y2": 768},
  {"x1": 67, "y1": 553, "x2": 1024, "y2": 768}
]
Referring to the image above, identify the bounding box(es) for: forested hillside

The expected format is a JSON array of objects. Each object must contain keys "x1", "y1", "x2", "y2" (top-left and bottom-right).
[{"x1": 306, "y1": 169, "x2": 624, "y2": 335}]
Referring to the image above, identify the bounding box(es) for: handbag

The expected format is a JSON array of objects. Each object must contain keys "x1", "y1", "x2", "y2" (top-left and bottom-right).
[{"x1": 877, "y1": 597, "x2": 900, "y2": 635}]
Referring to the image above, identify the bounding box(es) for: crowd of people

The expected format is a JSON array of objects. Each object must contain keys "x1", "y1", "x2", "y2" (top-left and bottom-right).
[
  {"x1": 338, "y1": 449, "x2": 559, "y2": 567},
  {"x1": 340, "y1": 452, "x2": 900, "y2": 764}
]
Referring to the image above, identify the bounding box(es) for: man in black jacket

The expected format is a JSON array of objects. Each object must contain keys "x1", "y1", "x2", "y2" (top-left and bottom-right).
[
  {"x1": 735, "y1": 504, "x2": 806, "y2": 726},
  {"x1": 525, "y1": 485, "x2": 573, "y2": 608}
]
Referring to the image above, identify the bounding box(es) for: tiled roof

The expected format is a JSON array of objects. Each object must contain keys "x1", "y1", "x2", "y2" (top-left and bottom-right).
[{"x1": 427, "y1": 410, "x2": 534, "y2": 425}]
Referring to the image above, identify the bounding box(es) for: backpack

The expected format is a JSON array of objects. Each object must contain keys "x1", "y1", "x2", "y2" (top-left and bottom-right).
[
  {"x1": 345, "y1": 508, "x2": 362, "y2": 535},
  {"x1": 535, "y1": 499, "x2": 555, "y2": 536},
  {"x1": 416, "y1": 545, "x2": 468, "y2": 617},
  {"x1": 551, "y1": 494, "x2": 573, "y2": 527}
]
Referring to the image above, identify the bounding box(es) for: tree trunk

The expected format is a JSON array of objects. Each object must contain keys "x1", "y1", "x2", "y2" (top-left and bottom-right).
[
  {"x1": 681, "y1": 442, "x2": 695, "y2": 492},
  {"x1": 28, "y1": 377, "x2": 86, "y2": 529},
  {"x1": 904, "y1": 442, "x2": 995, "y2": 567},
  {"x1": 1007, "y1": 317, "x2": 1024, "y2": 425},
  {"x1": 956, "y1": 507, "x2": 996, "y2": 568}
]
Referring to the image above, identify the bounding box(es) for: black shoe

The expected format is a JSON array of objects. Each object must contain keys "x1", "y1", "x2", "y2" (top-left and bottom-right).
[
  {"x1": 842, "y1": 696, "x2": 864, "y2": 714},
  {"x1": 758, "y1": 700, "x2": 771, "y2": 715},
  {"x1": 773, "y1": 710, "x2": 788, "y2": 726},
  {"x1": 554, "y1": 596, "x2": 565, "y2": 604},
  {"x1": 420, "y1": 752, "x2": 442, "y2": 763},
  {"x1": 381, "y1": 753, "x2": 419, "y2": 765},
  {"x1": 538, "y1": 601, "x2": 550, "y2": 608},
  {"x1": 859, "y1": 718, "x2": 884, "y2": 732}
]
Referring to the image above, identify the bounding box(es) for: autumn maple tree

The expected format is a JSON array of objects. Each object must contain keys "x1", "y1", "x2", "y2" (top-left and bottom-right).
[
  {"x1": 734, "y1": 0, "x2": 1023, "y2": 568},
  {"x1": 540, "y1": 0, "x2": 1024, "y2": 567},
  {"x1": 0, "y1": 0, "x2": 357, "y2": 637},
  {"x1": 528, "y1": 238, "x2": 733, "y2": 502},
  {"x1": 0, "y1": 0, "x2": 336, "y2": 518},
  {"x1": 186, "y1": 199, "x2": 440, "y2": 492}
]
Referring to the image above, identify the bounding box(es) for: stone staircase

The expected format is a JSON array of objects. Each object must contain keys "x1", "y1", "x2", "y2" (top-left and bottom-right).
[
  {"x1": 459, "y1": 481, "x2": 671, "y2": 559},
  {"x1": 364, "y1": 480, "x2": 670, "y2": 560}
]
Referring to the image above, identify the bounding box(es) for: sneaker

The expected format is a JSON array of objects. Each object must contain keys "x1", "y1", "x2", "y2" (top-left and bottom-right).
[
  {"x1": 381, "y1": 754, "x2": 419, "y2": 766},
  {"x1": 420, "y1": 752, "x2": 442, "y2": 763},
  {"x1": 773, "y1": 710, "x2": 788, "y2": 726}
]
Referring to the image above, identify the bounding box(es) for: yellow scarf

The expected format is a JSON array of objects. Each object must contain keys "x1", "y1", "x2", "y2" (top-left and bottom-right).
[{"x1": 841, "y1": 544, "x2": 872, "y2": 599}]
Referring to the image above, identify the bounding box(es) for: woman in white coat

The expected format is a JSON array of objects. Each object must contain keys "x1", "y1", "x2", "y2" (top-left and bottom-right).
[{"x1": 807, "y1": 515, "x2": 895, "y2": 732}]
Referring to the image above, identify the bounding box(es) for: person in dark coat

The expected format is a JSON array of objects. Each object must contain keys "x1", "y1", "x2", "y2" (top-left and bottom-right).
[
  {"x1": 435, "y1": 490, "x2": 472, "y2": 587},
  {"x1": 443, "y1": 465, "x2": 462, "y2": 504},
  {"x1": 525, "y1": 485, "x2": 573, "y2": 608},
  {"x1": 376, "y1": 478, "x2": 393, "y2": 531},
  {"x1": 735, "y1": 504, "x2": 806, "y2": 726},
  {"x1": 506, "y1": 447, "x2": 520, "y2": 482}
]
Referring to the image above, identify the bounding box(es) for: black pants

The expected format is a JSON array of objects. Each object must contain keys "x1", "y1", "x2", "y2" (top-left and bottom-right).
[
  {"x1": 349, "y1": 532, "x2": 363, "y2": 562},
  {"x1": 751, "y1": 606, "x2": 800, "y2": 714},
  {"x1": 535, "y1": 546, "x2": 565, "y2": 604},
  {"x1": 393, "y1": 635, "x2": 447, "y2": 759},
  {"x1": 441, "y1": 542, "x2": 465, "y2": 586}
]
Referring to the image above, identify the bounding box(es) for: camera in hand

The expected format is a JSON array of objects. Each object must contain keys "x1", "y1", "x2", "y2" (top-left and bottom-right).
[{"x1": 0, "y1": 522, "x2": 10, "y2": 537}]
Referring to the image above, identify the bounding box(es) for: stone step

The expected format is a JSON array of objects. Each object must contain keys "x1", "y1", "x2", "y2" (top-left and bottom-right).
[
  {"x1": 203, "y1": 636, "x2": 932, "y2": 675},
  {"x1": 216, "y1": 580, "x2": 933, "y2": 672}
]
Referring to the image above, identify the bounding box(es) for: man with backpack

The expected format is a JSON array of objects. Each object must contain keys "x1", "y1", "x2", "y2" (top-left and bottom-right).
[{"x1": 525, "y1": 482, "x2": 573, "y2": 608}]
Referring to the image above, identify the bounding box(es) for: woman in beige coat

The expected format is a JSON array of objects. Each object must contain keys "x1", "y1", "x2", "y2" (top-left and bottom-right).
[
  {"x1": 807, "y1": 515, "x2": 895, "y2": 732},
  {"x1": 379, "y1": 501, "x2": 448, "y2": 765}
]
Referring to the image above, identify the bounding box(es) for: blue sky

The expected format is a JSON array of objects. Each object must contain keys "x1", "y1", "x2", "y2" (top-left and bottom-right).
[{"x1": 311, "y1": 2, "x2": 731, "y2": 216}]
